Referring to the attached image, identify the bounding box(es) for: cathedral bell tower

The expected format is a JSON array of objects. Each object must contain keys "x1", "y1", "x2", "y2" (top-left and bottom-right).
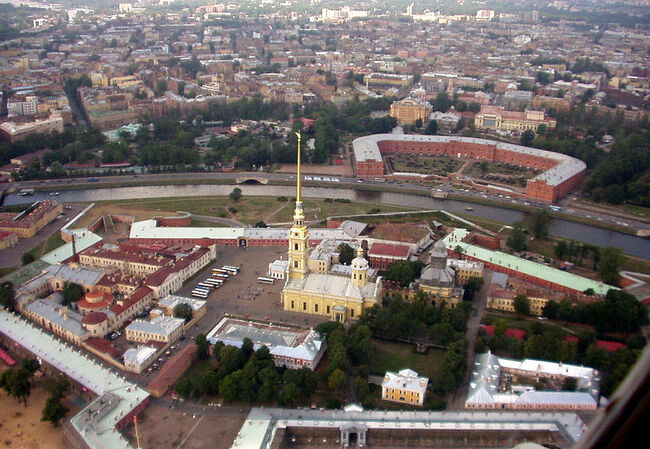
[
  {"x1": 288, "y1": 131, "x2": 310, "y2": 280},
  {"x1": 351, "y1": 246, "x2": 369, "y2": 288}
]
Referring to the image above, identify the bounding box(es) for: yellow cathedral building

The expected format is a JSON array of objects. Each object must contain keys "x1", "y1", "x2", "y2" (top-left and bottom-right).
[{"x1": 281, "y1": 132, "x2": 382, "y2": 322}]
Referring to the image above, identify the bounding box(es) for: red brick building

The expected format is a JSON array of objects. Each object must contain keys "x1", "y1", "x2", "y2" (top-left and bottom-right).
[
  {"x1": 352, "y1": 135, "x2": 586, "y2": 203},
  {"x1": 368, "y1": 242, "x2": 411, "y2": 270}
]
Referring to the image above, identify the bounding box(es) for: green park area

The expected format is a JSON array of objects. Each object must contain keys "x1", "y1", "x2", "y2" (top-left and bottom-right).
[
  {"x1": 95, "y1": 195, "x2": 415, "y2": 225},
  {"x1": 387, "y1": 154, "x2": 463, "y2": 176},
  {"x1": 465, "y1": 161, "x2": 540, "y2": 179},
  {"x1": 25, "y1": 233, "x2": 66, "y2": 260},
  {"x1": 369, "y1": 340, "x2": 445, "y2": 380}
]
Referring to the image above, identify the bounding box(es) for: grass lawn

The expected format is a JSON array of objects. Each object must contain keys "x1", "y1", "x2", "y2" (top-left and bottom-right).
[
  {"x1": 272, "y1": 199, "x2": 414, "y2": 223},
  {"x1": 94, "y1": 196, "x2": 279, "y2": 224},
  {"x1": 26, "y1": 232, "x2": 66, "y2": 260},
  {"x1": 0, "y1": 267, "x2": 17, "y2": 277},
  {"x1": 74, "y1": 202, "x2": 185, "y2": 228},
  {"x1": 93, "y1": 196, "x2": 417, "y2": 225},
  {"x1": 623, "y1": 204, "x2": 650, "y2": 218},
  {"x1": 177, "y1": 359, "x2": 214, "y2": 391},
  {"x1": 190, "y1": 219, "x2": 229, "y2": 228},
  {"x1": 388, "y1": 154, "x2": 463, "y2": 176},
  {"x1": 465, "y1": 161, "x2": 539, "y2": 179},
  {"x1": 362, "y1": 211, "x2": 466, "y2": 228},
  {"x1": 574, "y1": 198, "x2": 650, "y2": 220},
  {"x1": 455, "y1": 213, "x2": 507, "y2": 233},
  {"x1": 370, "y1": 339, "x2": 445, "y2": 380}
]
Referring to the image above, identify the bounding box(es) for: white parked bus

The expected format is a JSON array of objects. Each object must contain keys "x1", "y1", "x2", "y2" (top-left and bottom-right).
[
  {"x1": 212, "y1": 274, "x2": 227, "y2": 281},
  {"x1": 209, "y1": 277, "x2": 225, "y2": 284},
  {"x1": 257, "y1": 276, "x2": 275, "y2": 285},
  {"x1": 197, "y1": 282, "x2": 213, "y2": 290},
  {"x1": 213, "y1": 269, "x2": 229, "y2": 277},
  {"x1": 222, "y1": 266, "x2": 240, "y2": 274},
  {"x1": 191, "y1": 290, "x2": 208, "y2": 299},
  {"x1": 204, "y1": 279, "x2": 221, "y2": 287}
]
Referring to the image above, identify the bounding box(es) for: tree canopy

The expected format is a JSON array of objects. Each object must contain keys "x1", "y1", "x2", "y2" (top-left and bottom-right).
[
  {"x1": 174, "y1": 303, "x2": 193, "y2": 323},
  {"x1": 0, "y1": 282, "x2": 15, "y2": 311},
  {"x1": 62, "y1": 282, "x2": 84, "y2": 306},
  {"x1": 528, "y1": 209, "x2": 550, "y2": 239},
  {"x1": 337, "y1": 243, "x2": 355, "y2": 265},
  {"x1": 507, "y1": 223, "x2": 528, "y2": 251},
  {"x1": 598, "y1": 246, "x2": 625, "y2": 284}
]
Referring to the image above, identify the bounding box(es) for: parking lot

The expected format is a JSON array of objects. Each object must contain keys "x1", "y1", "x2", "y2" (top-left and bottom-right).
[
  {"x1": 179, "y1": 246, "x2": 329, "y2": 335},
  {"x1": 125, "y1": 245, "x2": 329, "y2": 383}
]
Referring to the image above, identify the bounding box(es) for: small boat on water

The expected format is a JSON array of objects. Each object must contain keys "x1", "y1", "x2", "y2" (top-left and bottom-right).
[{"x1": 465, "y1": 207, "x2": 473, "y2": 211}]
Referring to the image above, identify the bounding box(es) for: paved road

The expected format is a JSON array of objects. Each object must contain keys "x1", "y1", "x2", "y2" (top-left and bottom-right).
[
  {"x1": 0, "y1": 203, "x2": 85, "y2": 268},
  {"x1": 447, "y1": 270, "x2": 492, "y2": 410}
]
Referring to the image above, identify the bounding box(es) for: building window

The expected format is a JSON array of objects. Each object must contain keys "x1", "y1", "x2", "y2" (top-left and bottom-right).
[
  {"x1": 326, "y1": 305, "x2": 330, "y2": 314},
  {"x1": 315, "y1": 304, "x2": 318, "y2": 312},
  {"x1": 291, "y1": 301, "x2": 295, "y2": 309},
  {"x1": 303, "y1": 302, "x2": 307, "y2": 311},
  {"x1": 294, "y1": 243, "x2": 298, "y2": 250},
  {"x1": 294, "y1": 261, "x2": 298, "y2": 268},
  {"x1": 351, "y1": 309, "x2": 355, "y2": 318}
]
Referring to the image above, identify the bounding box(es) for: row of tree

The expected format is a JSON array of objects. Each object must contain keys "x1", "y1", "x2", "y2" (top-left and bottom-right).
[
  {"x1": 175, "y1": 336, "x2": 318, "y2": 406},
  {"x1": 541, "y1": 289, "x2": 648, "y2": 334}
]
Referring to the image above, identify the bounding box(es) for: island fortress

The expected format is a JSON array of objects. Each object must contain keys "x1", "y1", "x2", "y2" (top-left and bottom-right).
[
  {"x1": 281, "y1": 132, "x2": 381, "y2": 322},
  {"x1": 352, "y1": 134, "x2": 586, "y2": 203}
]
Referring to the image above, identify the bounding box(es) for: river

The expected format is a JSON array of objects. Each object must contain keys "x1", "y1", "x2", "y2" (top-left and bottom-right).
[{"x1": 5, "y1": 184, "x2": 649, "y2": 260}]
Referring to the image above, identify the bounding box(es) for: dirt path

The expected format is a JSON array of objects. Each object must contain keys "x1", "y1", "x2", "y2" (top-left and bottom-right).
[
  {"x1": 454, "y1": 160, "x2": 472, "y2": 176},
  {"x1": 191, "y1": 214, "x2": 244, "y2": 227},
  {"x1": 263, "y1": 201, "x2": 290, "y2": 223}
]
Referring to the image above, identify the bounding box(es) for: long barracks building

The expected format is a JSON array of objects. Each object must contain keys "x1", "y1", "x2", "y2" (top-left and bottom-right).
[
  {"x1": 352, "y1": 134, "x2": 586, "y2": 203},
  {"x1": 129, "y1": 219, "x2": 362, "y2": 248}
]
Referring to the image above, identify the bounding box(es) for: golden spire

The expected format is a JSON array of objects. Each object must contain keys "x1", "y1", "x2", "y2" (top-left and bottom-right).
[
  {"x1": 295, "y1": 130, "x2": 302, "y2": 203},
  {"x1": 293, "y1": 131, "x2": 304, "y2": 223}
]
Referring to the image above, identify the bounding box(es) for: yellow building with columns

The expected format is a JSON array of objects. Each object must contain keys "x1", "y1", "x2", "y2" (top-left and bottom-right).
[{"x1": 281, "y1": 132, "x2": 381, "y2": 322}]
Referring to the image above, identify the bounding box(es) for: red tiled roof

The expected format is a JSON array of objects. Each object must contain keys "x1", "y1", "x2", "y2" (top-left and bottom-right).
[
  {"x1": 369, "y1": 242, "x2": 410, "y2": 259},
  {"x1": 144, "y1": 266, "x2": 174, "y2": 287},
  {"x1": 82, "y1": 248, "x2": 170, "y2": 266},
  {"x1": 0, "y1": 347, "x2": 16, "y2": 366},
  {"x1": 78, "y1": 291, "x2": 114, "y2": 311},
  {"x1": 482, "y1": 325, "x2": 526, "y2": 340},
  {"x1": 0, "y1": 231, "x2": 16, "y2": 240},
  {"x1": 0, "y1": 200, "x2": 60, "y2": 229},
  {"x1": 85, "y1": 337, "x2": 124, "y2": 359},
  {"x1": 110, "y1": 286, "x2": 152, "y2": 316},
  {"x1": 145, "y1": 247, "x2": 209, "y2": 287},
  {"x1": 506, "y1": 328, "x2": 526, "y2": 340},
  {"x1": 565, "y1": 336, "x2": 627, "y2": 352},
  {"x1": 597, "y1": 340, "x2": 627, "y2": 352},
  {"x1": 82, "y1": 311, "x2": 108, "y2": 325}
]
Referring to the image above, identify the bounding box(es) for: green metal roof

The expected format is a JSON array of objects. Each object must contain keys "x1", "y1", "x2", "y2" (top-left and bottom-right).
[{"x1": 442, "y1": 228, "x2": 615, "y2": 296}]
